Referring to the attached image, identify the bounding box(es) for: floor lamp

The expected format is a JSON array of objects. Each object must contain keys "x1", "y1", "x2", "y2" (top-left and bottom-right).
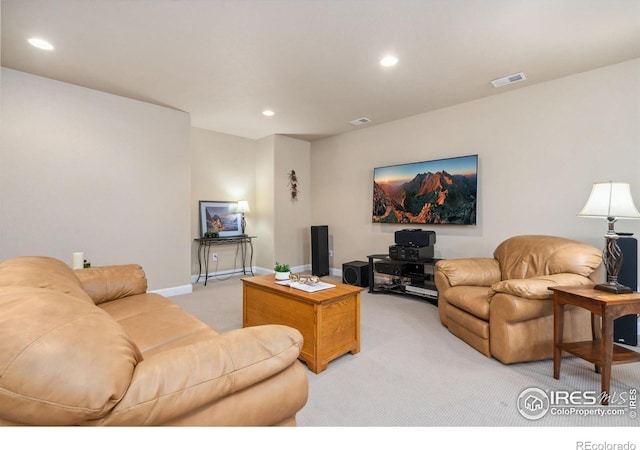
[{"x1": 578, "y1": 181, "x2": 640, "y2": 294}]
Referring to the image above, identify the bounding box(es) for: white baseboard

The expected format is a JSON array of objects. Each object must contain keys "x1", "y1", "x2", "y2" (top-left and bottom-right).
[
  {"x1": 260, "y1": 265, "x2": 340, "y2": 276},
  {"x1": 245, "y1": 264, "x2": 313, "y2": 275},
  {"x1": 190, "y1": 267, "x2": 258, "y2": 283},
  {"x1": 149, "y1": 284, "x2": 193, "y2": 297},
  {"x1": 258, "y1": 264, "x2": 341, "y2": 277},
  {"x1": 150, "y1": 265, "x2": 342, "y2": 298},
  {"x1": 180, "y1": 265, "x2": 341, "y2": 293},
  {"x1": 191, "y1": 264, "x2": 337, "y2": 279},
  {"x1": 292, "y1": 264, "x2": 312, "y2": 273}
]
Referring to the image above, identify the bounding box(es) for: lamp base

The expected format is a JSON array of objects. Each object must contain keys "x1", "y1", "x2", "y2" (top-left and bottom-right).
[{"x1": 594, "y1": 282, "x2": 633, "y2": 294}]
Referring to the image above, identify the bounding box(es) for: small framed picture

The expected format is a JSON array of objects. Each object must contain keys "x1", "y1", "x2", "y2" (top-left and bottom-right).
[{"x1": 199, "y1": 201, "x2": 242, "y2": 237}]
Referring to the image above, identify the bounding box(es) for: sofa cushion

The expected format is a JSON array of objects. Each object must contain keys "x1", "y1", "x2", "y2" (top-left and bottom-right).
[
  {"x1": 98, "y1": 292, "x2": 179, "y2": 321},
  {"x1": 494, "y1": 235, "x2": 602, "y2": 280},
  {"x1": 98, "y1": 292, "x2": 213, "y2": 354},
  {"x1": 0, "y1": 286, "x2": 142, "y2": 425},
  {"x1": 490, "y1": 273, "x2": 595, "y2": 300},
  {"x1": 0, "y1": 256, "x2": 93, "y2": 304},
  {"x1": 436, "y1": 258, "x2": 501, "y2": 287},
  {"x1": 74, "y1": 264, "x2": 148, "y2": 305},
  {"x1": 93, "y1": 324, "x2": 304, "y2": 426}
]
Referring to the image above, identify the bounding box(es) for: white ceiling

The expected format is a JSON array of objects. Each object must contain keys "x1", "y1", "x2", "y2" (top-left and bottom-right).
[{"x1": 2, "y1": 0, "x2": 639, "y2": 141}]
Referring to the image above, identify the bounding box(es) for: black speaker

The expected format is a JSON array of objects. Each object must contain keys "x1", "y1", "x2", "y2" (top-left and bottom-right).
[
  {"x1": 311, "y1": 225, "x2": 329, "y2": 276},
  {"x1": 394, "y1": 229, "x2": 436, "y2": 246},
  {"x1": 342, "y1": 261, "x2": 369, "y2": 287},
  {"x1": 614, "y1": 234, "x2": 638, "y2": 346}
]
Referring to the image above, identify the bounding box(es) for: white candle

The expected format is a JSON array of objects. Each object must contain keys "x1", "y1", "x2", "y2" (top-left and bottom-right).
[{"x1": 72, "y1": 252, "x2": 84, "y2": 269}]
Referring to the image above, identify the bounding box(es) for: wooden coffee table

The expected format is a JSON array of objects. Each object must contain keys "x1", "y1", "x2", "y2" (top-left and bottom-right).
[{"x1": 242, "y1": 274, "x2": 363, "y2": 373}]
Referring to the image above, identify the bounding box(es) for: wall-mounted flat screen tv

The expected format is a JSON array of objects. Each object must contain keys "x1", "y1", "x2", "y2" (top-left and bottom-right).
[{"x1": 373, "y1": 154, "x2": 478, "y2": 225}]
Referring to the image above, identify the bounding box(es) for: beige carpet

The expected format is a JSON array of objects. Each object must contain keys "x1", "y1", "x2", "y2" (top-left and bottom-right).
[{"x1": 172, "y1": 274, "x2": 639, "y2": 431}]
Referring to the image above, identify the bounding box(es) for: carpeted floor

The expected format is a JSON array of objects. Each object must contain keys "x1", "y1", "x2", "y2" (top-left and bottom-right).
[{"x1": 172, "y1": 274, "x2": 639, "y2": 431}]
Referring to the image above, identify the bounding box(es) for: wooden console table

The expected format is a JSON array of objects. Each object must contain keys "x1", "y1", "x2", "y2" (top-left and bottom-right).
[
  {"x1": 195, "y1": 235, "x2": 255, "y2": 285},
  {"x1": 550, "y1": 285, "x2": 640, "y2": 405}
]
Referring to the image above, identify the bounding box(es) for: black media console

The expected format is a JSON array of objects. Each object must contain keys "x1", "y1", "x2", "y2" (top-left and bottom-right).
[
  {"x1": 367, "y1": 254, "x2": 439, "y2": 304},
  {"x1": 367, "y1": 229, "x2": 440, "y2": 303}
]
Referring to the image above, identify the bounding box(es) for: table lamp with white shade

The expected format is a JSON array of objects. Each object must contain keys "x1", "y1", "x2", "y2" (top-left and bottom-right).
[
  {"x1": 236, "y1": 200, "x2": 250, "y2": 235},
  {"x1": 578, "y1": 181, "x2": 640, "y2": 293}
]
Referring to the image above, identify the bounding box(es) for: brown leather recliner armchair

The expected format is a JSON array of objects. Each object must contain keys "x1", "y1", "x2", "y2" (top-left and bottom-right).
[{"x1": 435, "y1": 235, "x2": 602, "y2": 364}]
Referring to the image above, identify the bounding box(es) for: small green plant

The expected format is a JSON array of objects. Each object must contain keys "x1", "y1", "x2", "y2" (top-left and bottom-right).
[
  {"x1": 274, "y1": 261, "x2": 290, "y2": 273},
  {"x1": 204, "y1": 230, "x2": 219, "y2": 238}
]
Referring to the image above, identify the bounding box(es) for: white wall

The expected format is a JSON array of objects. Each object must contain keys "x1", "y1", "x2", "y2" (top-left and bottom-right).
[
  {"x1": 3, "y1": 59, "x2": 638, "y2": 290},
  {"x1": 255, "y1": 135, "x2": 276, "y2": 271},
  {"x1": 310, "y1": 59, "x2": 640, "y2": 285},
  {"x1": 273, "y1": 135, "x2": 311, "y2": 270},
  {"x1": 0, "y1": 68, "x2": 192, "y2": 291},
  {"x1": 190, "y1": 127, "x2": 256, "y2": 276},
  {"x1": 189, "y1": 131, "x2": 310, "y2": 276},
  {"x1": 254, "y1": 134, "x2": 311, "y2": 272}
]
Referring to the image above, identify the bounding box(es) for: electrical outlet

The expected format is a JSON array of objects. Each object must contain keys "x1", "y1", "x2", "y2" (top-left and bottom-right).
[
  {"x1": 211, "y1": 253, "x2": 218, "y2": 261},
  {"x1": 329, "y1": 250, "x2": 333, "y2": 257}
]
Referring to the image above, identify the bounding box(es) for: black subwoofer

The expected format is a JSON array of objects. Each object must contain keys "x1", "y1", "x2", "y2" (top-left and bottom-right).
[{"x1": 342, "y1": 261, "x2": 369, "y2": 287}]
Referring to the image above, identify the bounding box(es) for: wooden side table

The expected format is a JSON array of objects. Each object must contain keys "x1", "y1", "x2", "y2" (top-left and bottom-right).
[{"x1": 550, "y1": 285, "x2": 640, "y2": 405}]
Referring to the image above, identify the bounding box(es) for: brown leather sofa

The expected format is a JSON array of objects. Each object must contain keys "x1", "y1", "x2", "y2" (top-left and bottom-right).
[
  {"x1": 435, "y1": 235, "x2": 602, "y2": 364},
  {"x1": 0, "y1": 256, "x2": 308, "y2": 426}
]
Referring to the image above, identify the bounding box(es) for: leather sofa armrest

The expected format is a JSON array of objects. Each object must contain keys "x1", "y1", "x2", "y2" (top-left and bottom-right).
[
  {"x1": 490, "y1": 273, "x2": 594, "y2": 300},
  {"x1": 436, "y1": 258, "x2": 501, "y2": 287},
  {"x1": 96, "y1": 324, "x2": 306, "y2": 426},
  {"x1": 74, "y1": 265, "x2": 148, "y2": 305}
]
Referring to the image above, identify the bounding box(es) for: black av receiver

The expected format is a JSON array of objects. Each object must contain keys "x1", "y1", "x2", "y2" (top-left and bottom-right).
[
  {"x1": 374, "y1": 260, "x2": 408, "y2": 276},
  {"x1": 389, "y1": 244, "x2": 434, "y2": 262}
]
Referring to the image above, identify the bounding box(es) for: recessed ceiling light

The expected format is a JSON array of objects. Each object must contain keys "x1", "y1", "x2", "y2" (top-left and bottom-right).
[
  {"x1": 262, "y1": 110, "x2": 275, "y2": 117},
  {"x1": 380, "y1": 55, "x2": 398, "y2": 67},
  {"x1": 28, "y1": 37, "x2": 54, "y2": 51}
]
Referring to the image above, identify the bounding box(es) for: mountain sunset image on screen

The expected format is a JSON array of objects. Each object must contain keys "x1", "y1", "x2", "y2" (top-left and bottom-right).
[{"x1": 372, "y1": 154, "x2": 478, "y2": 225}]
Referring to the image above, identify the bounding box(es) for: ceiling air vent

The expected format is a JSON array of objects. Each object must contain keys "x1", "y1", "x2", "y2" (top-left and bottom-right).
[
  {"x1": 491, "y1": 72, "x2": 526, "y2": 88},
  {"x1": 350, "y1": 117, "x2": 371, "y2": 126}
]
